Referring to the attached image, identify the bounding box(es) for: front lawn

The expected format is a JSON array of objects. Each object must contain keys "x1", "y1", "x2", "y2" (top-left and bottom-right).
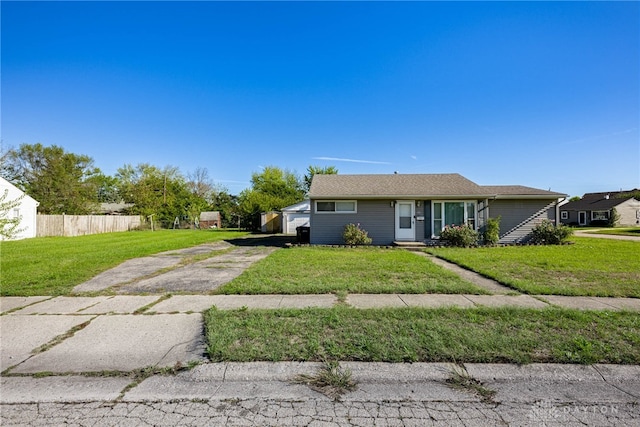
[
  {"x1": 427, "y1": 237, "x2": 640, "y2": 297},
  {"x1": 216, "y1": 247, "x2": 487, "y2": 295},
  {"x1": 1, "y1": 230, "x2": 248, "y2": 296},
  {"x1": 205, "y1": 306, "x2": 640, "y2": 365}
]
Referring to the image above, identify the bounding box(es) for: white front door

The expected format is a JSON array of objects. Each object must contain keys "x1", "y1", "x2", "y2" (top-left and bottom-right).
[
  {"x1": 395, "y1": 201, "x2": 415, "y2": 241},
  {"x1": 578, "y1": 211, "x2": 587, "y2": 226}
]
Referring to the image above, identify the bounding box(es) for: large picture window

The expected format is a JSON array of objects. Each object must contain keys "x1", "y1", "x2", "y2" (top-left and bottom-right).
[
  {"x1": 431, "y1": 201, "x2": 477, "y2": 237},
  {"x1": 315, "y1": 200, "x2": 356, "y2": 213},
  {"x1": 591, "y1": 210, "x2": 609, "y2": 221}
]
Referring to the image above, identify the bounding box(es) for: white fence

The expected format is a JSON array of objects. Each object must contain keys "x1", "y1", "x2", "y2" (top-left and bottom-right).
[{"x1": 36, "y1": 215, "x2": 142, "y2": 237}]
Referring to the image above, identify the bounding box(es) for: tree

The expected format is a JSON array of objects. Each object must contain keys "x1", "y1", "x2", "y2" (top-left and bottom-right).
[
  {"x1": 116, "y1": 163, "x2": 209, "y2": 228},
  {"x1": 86, "y1": 172, "x2": 122, "y2": 203},
  {"x1": 237, "y1": 166, "x2": 305, "y2": 230},
  {"x1": 210, "y1": 185, "x2": 239, "y2": 228},
  {"x1": 303, "y1": 165, "x2": 338, "y2": 193},
  {"x1": 187, "y1": 167, "x2": 214, "y2": 204},
  {"x1": 0, "y1": 189, "x2": 24, "y2": 239},
  {"x1": 250, "y1": 166, "x2": 305, "y2": 205},
  {"x1": 2, "y1": 143, "x2": 100, "y2": 214}
]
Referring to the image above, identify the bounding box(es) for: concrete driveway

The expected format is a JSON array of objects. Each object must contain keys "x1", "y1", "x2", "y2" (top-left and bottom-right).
[
  {"x1": 574, "y1": 229, "x2": 640, "y2": 241},
  {"x1": 73, "y1": 235, "x2": 293, "y2": 294}
]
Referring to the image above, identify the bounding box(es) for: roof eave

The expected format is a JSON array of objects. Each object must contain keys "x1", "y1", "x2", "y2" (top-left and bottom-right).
[
  {"x1": 309, "y1": 193, "x2": 566, "y2": 200},
  {"x1": 492, "y1": 194, "x2": 567, "y2": 200},
  {"x1": 310, "y1": 194, "x2": 493, "y2": 200}
]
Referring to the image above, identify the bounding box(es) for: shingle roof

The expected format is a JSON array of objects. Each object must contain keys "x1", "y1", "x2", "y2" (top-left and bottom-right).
[
  {"x1": 309, "y1": 174, "x2": 565, "y2": 199},
  {"x1": 480, "y1": 185, "x2": 566, "y2": 197},
  {"x1": 199, "y1": 211, "x2": 220, "y2": 221},
  {"x1": 281, "y1": 200, "x2": 310, "y2": 212},
  {"x1": 561, "y1": 189, "x2": 639, "y2": 211}
]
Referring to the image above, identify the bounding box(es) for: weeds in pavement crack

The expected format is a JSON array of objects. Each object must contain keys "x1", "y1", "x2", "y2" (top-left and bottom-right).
[
  {"x1": 445, "y1": 363, "x2": 496, "y2": 403},
  {"x1": 293, "y1": 360, "x2": 357, "y2": 401},
  {"x1": 32, "y1": 320, "x2": 94, "y2": 354}
]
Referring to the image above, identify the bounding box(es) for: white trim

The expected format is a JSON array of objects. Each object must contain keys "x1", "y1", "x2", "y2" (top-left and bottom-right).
[
  {"x1": 578, "y1": 211, "x2": 587, "y2": 226},
  {"x1": 591, "y1": 210, "x2": 610, "y2": 221},
  {"x1": 560, "y1": 211, "x2": 568, "y2": 220},
  {"x1": 431, "y1": 200, "x2": 477, "y2": 238},
  {"x1": 395, "y1": 200, "x2": 415, "y2": 241},
  {"x1": 314, "y1": 200, "x2": 357, "y2": 214}
]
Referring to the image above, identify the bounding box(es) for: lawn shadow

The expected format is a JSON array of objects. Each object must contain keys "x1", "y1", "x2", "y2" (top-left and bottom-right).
[{"x1": 225, "y1": 234, "x2": 297, "y2": 248}]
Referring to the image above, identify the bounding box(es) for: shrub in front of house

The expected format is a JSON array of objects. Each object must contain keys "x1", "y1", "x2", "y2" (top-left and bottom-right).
[
  {"x1": 484, "y1": 216, "x2": 501, "y2": 246},
  {"x1": 343, "y1": 223, "x2": 373, "y2": 245},
  {"x1": 531, "y1": 220, "x2": 574, "y2": 245},
  {"x1": 440, "y1": 224, "x2": 479, "y2": 247},
  {"x1": 608, "y1": 208, "x2": 620, "y2": 227}
]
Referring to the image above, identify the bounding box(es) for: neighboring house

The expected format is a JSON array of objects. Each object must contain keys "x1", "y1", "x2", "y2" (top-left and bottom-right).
[
  {"x1": 200, "y1": 211, "x2": 221, "y2": 228},
  {"x1": 0, "y1": 176, "x2": 40, "y2": 240},
  {"x1": 281, "y1": 200, "x2": 310, "y2": 235},
  {"x1": 98, "y1": 203, "x2": 134, "y2": 215},
  {"x1": 308, "y1": 173, "x2": 566, "y2": 245},
  {"x1": 559, "y1": 190, "x2": 640, "y2": 227}
]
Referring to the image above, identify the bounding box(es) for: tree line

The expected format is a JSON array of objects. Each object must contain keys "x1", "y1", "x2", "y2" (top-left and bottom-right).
[{"x1": 1, "y1": 143, "x2": 337, "y2": 230}]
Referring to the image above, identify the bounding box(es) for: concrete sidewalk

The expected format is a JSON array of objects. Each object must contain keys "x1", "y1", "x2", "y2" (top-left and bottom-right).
[
  {"x1": 2, "y1": 294, "x2": 639, "y2": 375},
  {"x1": 2, "y1": 294, "x2": 639, "y2": 425},
  {"x1": 2, "y1": 362, "x2": 639, "y2": 425}
]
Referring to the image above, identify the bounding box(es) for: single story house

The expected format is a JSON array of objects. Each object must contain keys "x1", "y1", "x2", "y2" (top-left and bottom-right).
[
  {"x1": 281, "y1": 200, "x2": 310, "y2": 235},
  {"x1": 0, "y1": 176, "x2": 40, "y2": 240},
  {"x1": 559, "y1": 190, "x2": 640, "y2": 226},
  {"x1": 98, "y1": 202, "x2": 134, "y2": 215},
  {"x1": 200, "y1": 211, "x2": 221, "y2": 228},
  {"x1": 308, "y1": 173, "x2": 567, "y2": 245}
]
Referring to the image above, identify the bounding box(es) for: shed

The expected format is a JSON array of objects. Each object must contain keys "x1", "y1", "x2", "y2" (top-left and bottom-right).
[
  {"x1": 281, "y1": 200, "x2": 310, "y2": 235},
  {"x1": 261, "y1": 211, "x2": 281, "y2": 233},
  {"x1": 200, "y1": 211, "x2": 221, "y2": 229},
  {"x1": 0, "y1": 176, "x2": 40, "y2": 240}
]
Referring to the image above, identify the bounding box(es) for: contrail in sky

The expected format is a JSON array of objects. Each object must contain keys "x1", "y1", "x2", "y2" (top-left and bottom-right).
[{"x1": 312, "y1": 157, "x2": 391, "y2": 165}]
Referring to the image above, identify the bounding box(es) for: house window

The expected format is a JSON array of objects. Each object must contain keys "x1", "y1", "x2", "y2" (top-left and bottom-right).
[
  {"x1": 561, "y1": 211, "x2": 568, "y2": 220},
  {"x1": 591, "y1": 210, "x2": 609, "y2": 221},
  {"x1": 431, "y1": 201, "x2": 477, "y2": 237},
  {"x1": 315, "y1": 200, "x2": 356, "y2": 213},
  {"x1": 12, "y1": 208, "x2": 20, "y2": 219}
]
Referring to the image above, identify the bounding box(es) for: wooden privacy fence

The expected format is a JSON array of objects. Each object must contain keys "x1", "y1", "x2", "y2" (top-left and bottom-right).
[{"x1": 37, "y1": 215, "x2": 142, "y2": 237}]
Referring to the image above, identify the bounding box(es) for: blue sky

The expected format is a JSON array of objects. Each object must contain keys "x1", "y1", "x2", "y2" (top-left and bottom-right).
[{"x1": 2, "y1": 1, "x2": 638, "y2": 197}]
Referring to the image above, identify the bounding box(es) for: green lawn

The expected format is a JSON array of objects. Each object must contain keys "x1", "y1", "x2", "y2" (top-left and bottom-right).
[
  {"x1": 205, "y1": 306, "x2": 640, "y2": 365},
  {"x1": 0, "y1": 230, "x2": 248, "y2": 296},
  {"x1": 216, "y1": 246, "x2": 487, "y2": 295},
  {"x1": 426, "y1": 237, "x2": 640, "y2": 297}
]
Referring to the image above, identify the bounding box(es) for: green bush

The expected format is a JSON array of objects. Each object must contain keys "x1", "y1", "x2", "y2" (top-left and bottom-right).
[
  {"x1": 531, "y1": 220, "x2": 574, "y2": 245},
  {"x1": 343, "y1": 223, "x2": 373, "y2": 245},
  {"x1": 608, "y1": 208, "x2": 620, "y2": 227},
  {"x1": 484, "y1": 216, "x2": 501, "y2": 246},
  {"x1": 440, "y1": 224, "x2": 479, "y2": 247}
]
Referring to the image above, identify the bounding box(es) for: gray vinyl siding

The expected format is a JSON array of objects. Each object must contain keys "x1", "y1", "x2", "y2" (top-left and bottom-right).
[
  {"x1": 560, "y1": 210, "x2": 579, "y2": 225},
  {"x1": 310, "y1": 199, "x2": 395, "y2": 245},
  {"x1": 488, "y1": 199, "x2": 557, "y2": 242}
]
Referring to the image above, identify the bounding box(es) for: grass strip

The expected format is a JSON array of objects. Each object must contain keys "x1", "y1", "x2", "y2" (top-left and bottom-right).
[
  {"x1": 1, "y1": 230, "x2": 247, "y2": 296},
  {"x1": 426, "y1": 237, "x2": 640, "y2": 297},
  {"x1": 217, "y1": 247, "x2": 487, "y2": 295},
  {"x1": 204, "y1": 306, "x2": 640, "y2": 365}
]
